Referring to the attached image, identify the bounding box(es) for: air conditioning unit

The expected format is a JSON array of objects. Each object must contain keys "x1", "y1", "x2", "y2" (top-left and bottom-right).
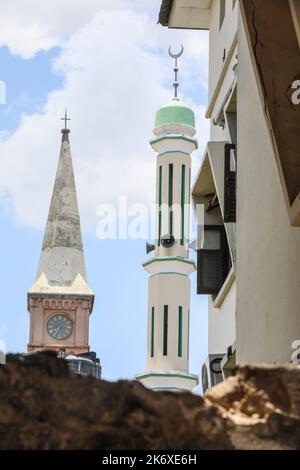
[{"x1": 201, "y1": 353, "x2": 225, "y2": 394}]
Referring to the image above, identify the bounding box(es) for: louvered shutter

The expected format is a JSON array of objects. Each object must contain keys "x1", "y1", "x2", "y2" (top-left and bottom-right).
[
  {"x1": 224, "y1": 143, "x2": 237, "y2": 223},
  {"x1": 197, "y1": 249, "x2": 223, "y2": 295},
  {"x1": 197, "y1": 226, "x2": 232, "y2": 296}
]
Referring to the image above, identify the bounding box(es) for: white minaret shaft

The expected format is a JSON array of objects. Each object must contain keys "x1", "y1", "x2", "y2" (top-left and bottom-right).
[{"x1": 136, "y1": 48, "x2": 198, "y2": 392}]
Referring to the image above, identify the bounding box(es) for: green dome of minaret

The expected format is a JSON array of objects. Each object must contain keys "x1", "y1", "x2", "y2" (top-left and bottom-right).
[{"x1": 155, "y1": 98, "x2": 195, "y2": 128}]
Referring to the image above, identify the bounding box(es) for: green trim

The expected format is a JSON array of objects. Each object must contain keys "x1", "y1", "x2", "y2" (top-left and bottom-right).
[
  {"x1": 150, "y1": 135, "x2": 198, "y2": 149},
  {"x1": 168, "y1": 164, "x2": 173, "y2": 235},
  {"x1": 188, "y1": 167, "x2": 191, "y2": 205},
  {"x1": 181, "y1": 164, "x2": 186, "y2": 246},
  {"x1": 159, "y1": 165, "x2": 162, "y2": 206},
  {"x1": 187, "y1": 309, "x2": 190, "y2": 361},
  {"x1": 149, "y1": 272, "x2": 188, "y2": 279},
  {"x1": 136, "y1": 372, "x2": 198, "y2": 383},
  {"x1": 151, "y1": 307, "x2": 155, "y2": 358},
  {"x1": 158, "y1": 213, "x2": 162, "y2": 247},
  {"x1": 163, "y1": 305, "x2": 168, "y2": 356},
  {"x1": 152, "y1": 135, "x2": 195, "y2": 143},
  {"x1": 143, "y1": 257, "x2": 196, "y2": 268},
  {"x1": 158, "y1": 151, "x2": 189, "y2": 158},
  {"x1": 158, "y1": 165, "x2": 162, "y2": 246},
  {"x1": 178, "y1": 306, "x2": 183, "y2": 357},
  {"x1": 152, "y1": 387, "x2": 194, "y2": 392}
]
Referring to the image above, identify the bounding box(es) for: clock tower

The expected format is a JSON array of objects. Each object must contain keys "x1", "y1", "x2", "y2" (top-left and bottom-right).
[{"x1": 27, "y1": 113, "x2": 94, "y2": 356}]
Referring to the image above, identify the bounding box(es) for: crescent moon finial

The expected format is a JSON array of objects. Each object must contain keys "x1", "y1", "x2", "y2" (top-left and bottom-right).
[
  {"x1": 168, "y1": 44, "x2": 184, "y2": 99},
  {"x1": 168, "y1": 44, "x2": 184, "y2": 59}
]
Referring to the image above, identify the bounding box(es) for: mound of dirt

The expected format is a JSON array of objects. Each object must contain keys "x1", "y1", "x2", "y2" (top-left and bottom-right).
[{"x1": 0, "y1": 352, "x2": 299, "y2": 450}]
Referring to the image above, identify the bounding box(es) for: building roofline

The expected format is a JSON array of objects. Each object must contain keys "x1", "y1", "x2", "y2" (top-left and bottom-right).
[
  {"x1": 158, "y1": 0, "x2": 212, "y2": 30},
  {"x1": 158, "y1": 0, "x2": 173, "y2": 26}
]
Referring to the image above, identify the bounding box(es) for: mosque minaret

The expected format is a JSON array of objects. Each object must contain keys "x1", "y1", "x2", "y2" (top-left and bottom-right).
[{"x1": 136, "y1": 47, "x2": 198, "y2": 392}]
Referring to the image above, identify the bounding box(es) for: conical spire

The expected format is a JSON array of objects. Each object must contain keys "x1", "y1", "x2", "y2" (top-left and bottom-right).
[{"x1": 35, "y1": 119, "x2": 87, "y2": 287}]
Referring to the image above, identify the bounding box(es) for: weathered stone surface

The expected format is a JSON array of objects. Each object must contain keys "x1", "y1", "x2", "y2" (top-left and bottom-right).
[
  {"x1": 35, "y1": 130, "x2": 87, "y2": 287},
  {"x1": 0, "y1": 353, "x2": 300, "y2": 450}
]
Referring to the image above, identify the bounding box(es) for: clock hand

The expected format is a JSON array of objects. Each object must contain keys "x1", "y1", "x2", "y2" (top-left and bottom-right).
[{"x1": 55, "y1": 326, "x2": 62, "y2": 338}]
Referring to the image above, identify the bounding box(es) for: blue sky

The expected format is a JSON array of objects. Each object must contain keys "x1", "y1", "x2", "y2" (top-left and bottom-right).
[
  {"x1": 0, "y1": 46, "x2": 63, "y2": 133},
  {"x1": 0, "y1": 0, "x2": 209, "y2": 382}
]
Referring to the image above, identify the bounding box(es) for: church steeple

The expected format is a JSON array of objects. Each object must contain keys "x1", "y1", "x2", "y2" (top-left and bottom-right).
[
  {"x1": 35, "y1": 113, "x2": 87, "y2": 287},
  {"x1": 27, "y1": 115, "x2": 94, "y2": 356}
]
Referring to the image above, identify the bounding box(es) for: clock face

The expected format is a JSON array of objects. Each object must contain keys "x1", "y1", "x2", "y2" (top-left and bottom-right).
[{"x1": 47, "y1": 314, "x2": 73, "y2": 340}]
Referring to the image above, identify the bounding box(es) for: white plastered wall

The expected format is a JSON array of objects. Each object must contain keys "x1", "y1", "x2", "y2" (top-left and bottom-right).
[
  {"x1": 208, "y1": 280, "x2": 236, "y2": 354},
  {"x1": 208, "y1": 0, "x2": 238, "y2": 107},
  {"x1": 236, "y1": 11, "x2": 300, "y2": 364}
]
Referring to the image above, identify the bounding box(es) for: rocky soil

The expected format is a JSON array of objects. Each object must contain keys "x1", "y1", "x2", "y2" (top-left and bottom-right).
[{"x1": 0, "y1": 352, "x2": 299, "y2": 450}]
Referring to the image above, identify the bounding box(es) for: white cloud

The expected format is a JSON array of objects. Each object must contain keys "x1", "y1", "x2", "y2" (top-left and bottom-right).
[
  {"x1": 0, "y1": 0, "x2": 159, "y2": 59},
  {"x1": 0, "y1": 1, "x2": 209, "y2": 231},
  {"x1": 0, "y1": 130, "x2": 10, "y2": 142}
]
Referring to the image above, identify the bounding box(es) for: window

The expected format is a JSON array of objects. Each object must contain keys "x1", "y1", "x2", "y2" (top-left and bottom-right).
[
  {"x1": 224, "y1": 143, "x2": 237, "y2": 223},
  {"x1": 197, "y1": 226, "x2": 232, "y2": 296},
  {"x1": 178, "y1": 306, "x2": 183, "y2": 357},
  {"x1": 80, "y1": 361, "x2": 92, "y2": 375},
  {"x1": 151, "y1": 307, "x2": 155, "y2": 358},
  {"x1": 219, "y1": 0, "x2": 226, "y2": 30},
  {"x1": 163, "y1": 305, "x2": 168, "y2": 356}
]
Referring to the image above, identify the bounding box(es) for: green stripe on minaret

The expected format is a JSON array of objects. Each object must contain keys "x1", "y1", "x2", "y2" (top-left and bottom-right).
[
  {"x1": 151, "y1": 307, "x2": 155, "y2": 358},
  {"x1": 168, "y1": 164, "x2": 173, "y2": 235},
  {"x1": 178, "y1": 306, "x2": 183, "y2": 357},
  {"x1": 158, "y1": 165, "x2": 162, "y2": 246},
  {"x1": 181, "y1": 164, "x2": 186, "y2": 246},
  {"x1": 163, "y1": 305, "x2": 168, "y2": 356}
]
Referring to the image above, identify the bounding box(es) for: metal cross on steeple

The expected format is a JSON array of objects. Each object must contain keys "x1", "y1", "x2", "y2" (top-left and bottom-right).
[
  {"x1": 168, "y1": 44, "x2": 184, "y2": 99},
  {"x1": 61, "y1": 109, "x2": 71, "y2": 130}
]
